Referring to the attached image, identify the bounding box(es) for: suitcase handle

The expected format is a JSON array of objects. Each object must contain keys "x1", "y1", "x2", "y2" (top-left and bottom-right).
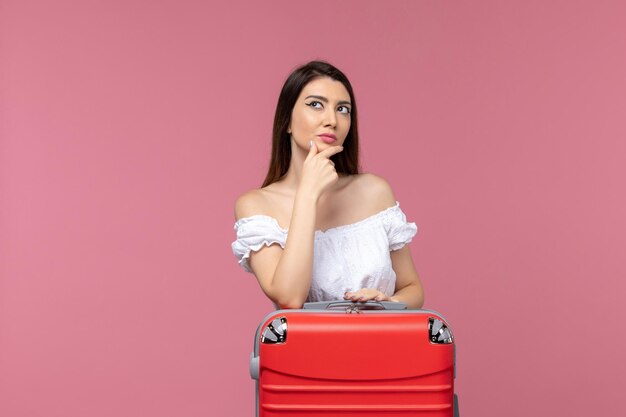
[{"x1": 302, "y1": 300, "x2": 407, "y2": 310}]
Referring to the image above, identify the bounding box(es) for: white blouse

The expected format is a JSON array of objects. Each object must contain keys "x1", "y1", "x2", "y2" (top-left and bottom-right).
[{"x1": 231, "y1": 202, "x2": 417, "y2": 302}]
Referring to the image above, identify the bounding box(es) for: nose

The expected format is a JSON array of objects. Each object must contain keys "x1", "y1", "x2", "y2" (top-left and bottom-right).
[{"x1": 323, "y1": 108, "x2": 337, "y2": 128}]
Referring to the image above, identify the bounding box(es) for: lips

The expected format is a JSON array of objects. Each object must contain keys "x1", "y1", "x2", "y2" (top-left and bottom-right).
[{"x1": 318, "y1": 134, "x2": 337, "y2": 144}]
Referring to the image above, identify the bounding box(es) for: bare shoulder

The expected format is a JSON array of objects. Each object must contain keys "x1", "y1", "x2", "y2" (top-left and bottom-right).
[
  {"x1": 350, "y1": 173, "x2": 397, "y2": 212},
  {"x1": 234, "y1": 181, "x2": 290, "y2": 221},
  {"x1": 234, "y1": 189, "x2": 268, "y2": 221}
]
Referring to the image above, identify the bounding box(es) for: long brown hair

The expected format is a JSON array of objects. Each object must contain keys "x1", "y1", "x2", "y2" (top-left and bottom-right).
[{"x1": 261, "y1": 60, "x2": 360, "y2": 187}]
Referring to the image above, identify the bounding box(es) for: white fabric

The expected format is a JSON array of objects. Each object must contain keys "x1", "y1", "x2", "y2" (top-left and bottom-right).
[{"x1": 231, "y1": 201, "x2": 417, "y2": 302}]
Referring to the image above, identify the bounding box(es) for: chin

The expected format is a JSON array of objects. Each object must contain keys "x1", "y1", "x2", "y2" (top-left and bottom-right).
[{"x1": 317, "y1": 141, "x2": 341, "y2": 147}]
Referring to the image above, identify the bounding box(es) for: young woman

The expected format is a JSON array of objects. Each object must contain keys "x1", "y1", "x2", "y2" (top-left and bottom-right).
[{"x1": 232, "y1": 60, "x2": 424, "y2": 309}]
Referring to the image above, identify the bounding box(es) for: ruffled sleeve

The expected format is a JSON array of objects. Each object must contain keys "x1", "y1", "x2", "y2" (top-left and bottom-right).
[
  {"x1": 232, "y1": 216, "x2": 287, "y2": 273},
  {"x1": 382, "y1": 203, "x2": 418, "y2": 251}
]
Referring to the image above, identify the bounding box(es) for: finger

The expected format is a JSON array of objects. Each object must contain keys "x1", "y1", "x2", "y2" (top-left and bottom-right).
[
  {"x1": 306, "y1": 140, "x2": 318, "y2": 160},
  {"x1": 357, "y1": 294, "x2": 377, "y2": 302},
  {"x1": 350, "y1": 289, "x2": 380, "y2": 302},
  {"x1": 347, "y1": 289, "x2": 368, "y2": 298},
  {"x1": 317, "y1": 145, "x2": 344, "y2": 159},
  {"x1": 350, "y1": 291, "x2": 372, "y2": 302}
]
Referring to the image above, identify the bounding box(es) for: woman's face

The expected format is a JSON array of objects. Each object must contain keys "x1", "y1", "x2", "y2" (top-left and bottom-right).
[{"x1": 288, "y1": 76, "x2": 352, "y2": 152}]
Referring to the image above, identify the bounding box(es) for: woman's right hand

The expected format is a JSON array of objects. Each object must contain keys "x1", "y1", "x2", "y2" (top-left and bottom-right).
[{"x1": 300, "y1": 141, "x2": 344, "y2": 200}]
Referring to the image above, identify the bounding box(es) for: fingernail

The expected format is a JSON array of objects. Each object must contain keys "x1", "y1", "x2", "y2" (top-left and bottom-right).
[{"x1": 309, "y1": 140, "x2": 313, "y2": 148}]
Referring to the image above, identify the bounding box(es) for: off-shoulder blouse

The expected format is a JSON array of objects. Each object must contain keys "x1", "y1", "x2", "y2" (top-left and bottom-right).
[{"x1": 231, "y1": 202, "x2": 417, "y2": 302}]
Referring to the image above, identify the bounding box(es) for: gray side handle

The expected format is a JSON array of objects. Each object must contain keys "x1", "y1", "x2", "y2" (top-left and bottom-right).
[{"x1": 302, "y1": 300, "x2": 407, "y2": 310}]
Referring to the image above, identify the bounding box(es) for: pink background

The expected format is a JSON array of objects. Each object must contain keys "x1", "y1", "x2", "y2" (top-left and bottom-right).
[{"x1": 2, "y1": 1, "x2": 625, "y2": 415}]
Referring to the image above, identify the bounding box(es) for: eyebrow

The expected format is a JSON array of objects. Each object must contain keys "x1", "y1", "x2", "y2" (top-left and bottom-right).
[{"x1": 305, "y1": 95, "x2": 352, "y2": 107}]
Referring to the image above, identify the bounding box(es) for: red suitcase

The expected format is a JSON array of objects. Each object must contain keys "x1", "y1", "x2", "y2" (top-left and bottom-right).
[{"x1": 250, "y1": 300, "x2": 459, "y2": 417}]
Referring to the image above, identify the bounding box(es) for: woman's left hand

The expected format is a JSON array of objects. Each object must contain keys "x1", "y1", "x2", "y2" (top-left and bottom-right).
[{"x1": 344, "y1": 288, "x2": 392, "y2": 303}]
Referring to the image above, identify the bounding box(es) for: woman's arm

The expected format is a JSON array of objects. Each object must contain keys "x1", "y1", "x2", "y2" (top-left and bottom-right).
[
  {"x1": 388, "y1": 246, "x2": 424, "y2": 308},
  {"x1": 239, "y1": 191, "x2": 317, "y2": 309},
  {"x1": 235, "y1": 143, "x2": 344, "y2": 309}
]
